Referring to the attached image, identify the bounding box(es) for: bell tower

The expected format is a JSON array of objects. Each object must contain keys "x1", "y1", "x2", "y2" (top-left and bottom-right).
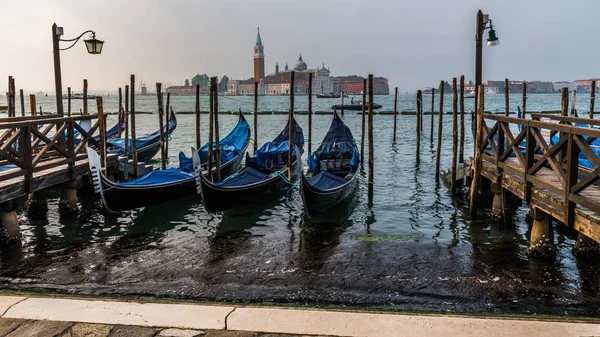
[{"x1": 253, "y1": 27, "x2": 265, "y2": 80}]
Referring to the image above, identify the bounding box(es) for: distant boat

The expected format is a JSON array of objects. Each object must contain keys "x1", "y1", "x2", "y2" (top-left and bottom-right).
[
  {"x1": 63, "y1": 93, "x2": 96, "y2": 99},
  {"x1": 465, "y1": 90, "x2": 475, "y2": 99},
  {"x1": 245, "y1": 93, "x2": 265, "y2": 96},
  {"x1": 331, "y1": 101, "x2": 382, "y2": 110},
  {"x1": 317, "y1": 92, "x2": 347, "y2": 98}
]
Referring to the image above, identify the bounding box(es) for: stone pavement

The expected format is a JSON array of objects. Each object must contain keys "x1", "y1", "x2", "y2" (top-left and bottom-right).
[
  {"x1": 0, "y1": 318, "x2": 329, "y2": 337},
  {"x1": 0, "y1": 295, "x2": 598, "y2": 337}
]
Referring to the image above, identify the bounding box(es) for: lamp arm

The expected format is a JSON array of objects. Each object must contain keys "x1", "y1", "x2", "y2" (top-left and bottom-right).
[{"x1": 59, "y1": 30, "x2": 95, "y2": 51}]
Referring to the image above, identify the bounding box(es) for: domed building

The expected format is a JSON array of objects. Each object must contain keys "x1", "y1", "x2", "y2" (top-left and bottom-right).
[{"x1": 293, "y1": 54, "x2": 308, "y2": 71}]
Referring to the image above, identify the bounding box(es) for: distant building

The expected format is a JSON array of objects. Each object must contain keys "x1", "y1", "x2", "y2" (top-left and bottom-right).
[
  {"x1": 573, "y1": 79, "x2": 600, "y2": 92},
  {"x1": 166, "y1": 85, "x2": 209, "y2": 95},
  {"x1": 333, "y1": 76, "x2": 389, "y2": 95},
  {"x1": 553, "y1": 81, "x2": 577, "y2": 92},
  {"x1": 254, "y1": 28, "x2": 265, "y2": 81}
]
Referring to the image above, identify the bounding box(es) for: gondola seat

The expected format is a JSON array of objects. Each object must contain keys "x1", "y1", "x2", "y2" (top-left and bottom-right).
[
  {"x1": 117, "y1": 168, "x2": 193, "y2": 186},
  {"x1": 215, "y1": 168, "x2": 269, "y2": 187},
  {"x1": 307, "y1": 171, "x2": 348, "y2": 190}
]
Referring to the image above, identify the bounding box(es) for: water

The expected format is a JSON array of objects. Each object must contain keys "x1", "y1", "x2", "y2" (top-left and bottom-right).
[{"x1": 0, "y1": 94, "x2": 599, "y2": 317}]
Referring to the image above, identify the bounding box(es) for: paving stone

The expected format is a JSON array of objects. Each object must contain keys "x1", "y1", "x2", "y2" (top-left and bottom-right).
[
  {"x1": 204, "y1": 331, "x2": 258, "y2": 337},
  {"x1": 6, "y1": 320, "x2": 72, "y2": 337},
  {"x1": 61, "y1": 323, "x2": 112, "y2": 337},
  {"x1": 0, "y1": 318, "x2": 27, "y2": 336},
  {"x1": 158, "y1": 328, "x2": 206, "y2": 336},
  {"x1": 0, "y1": 297, "x2": 26, "y2": 316},
  {"x1": 108, "y1": 325, "x2": 157, "y2": 337}
]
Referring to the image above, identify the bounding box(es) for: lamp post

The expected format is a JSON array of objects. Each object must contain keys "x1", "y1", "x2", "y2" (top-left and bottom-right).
[
  {"x1": 52, "y1": 23, "x2": 104, "y2": 116},
  {"x1": 474, "y1": 10, "x2": 499, "y2": 129}
]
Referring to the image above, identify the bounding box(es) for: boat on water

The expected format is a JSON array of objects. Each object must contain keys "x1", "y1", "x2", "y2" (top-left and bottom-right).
[
  {"x1": 87, "y1": 113, "x2": 250, "y2": 212},
  {"x1": 300, "y1": 111, "x2": 360, "y2": 217},
  {"x1": 106, "y1": 110, "x2": 178, "y2": 162},
  {"x1": 316, "y1": 92, "x2": 347, "y2": 98},
  {"x1": 63, "y1": 93, "x2": 96, "y2": 99},
  {"x1": 195, "y1": 116, "x2": 304, "y2": 213},
  {"x1": 465, "y1": 90, "x2": 476, "y2": 98},
  {"x1": 331, "y1": 100, "x2": 382, "y2": 110}
]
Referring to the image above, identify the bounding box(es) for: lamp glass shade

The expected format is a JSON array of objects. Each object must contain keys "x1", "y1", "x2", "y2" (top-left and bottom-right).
[
  {"x1": 84, "y1": 38, "x2": 104, "y2": 54},
  {"x1": 487, "y1": 29, "x2": 499, "y2": 47}
]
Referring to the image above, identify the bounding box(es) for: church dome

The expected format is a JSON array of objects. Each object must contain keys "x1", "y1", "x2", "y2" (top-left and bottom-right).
[{"x1": 294, "y1": 54, "x2": 307, "y2": 71}]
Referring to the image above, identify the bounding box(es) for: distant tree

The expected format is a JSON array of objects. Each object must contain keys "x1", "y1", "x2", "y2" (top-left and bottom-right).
[
  {"x1": 191, "y1": 74, "x2": 209, "y2": 86},
  {"x1": 218, "y1": 75, "x2": 229, "y2": 92},
  {"x1": 184, "y1": 79, "x2": 190, "y2": 87},
  {"x1": 468, "y1": 80, "x2": 474, "y2": 85}
]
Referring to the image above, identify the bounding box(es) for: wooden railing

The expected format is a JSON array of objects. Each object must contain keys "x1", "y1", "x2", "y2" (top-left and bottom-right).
[
  {"x1": 478, "y1": 113, "x2": 600, "y2": 226},
  {"x1": 0, "y1": 115, "x2": 102, "y2": 192}
]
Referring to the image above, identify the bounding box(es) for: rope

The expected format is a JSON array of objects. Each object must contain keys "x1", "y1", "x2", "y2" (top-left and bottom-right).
[
  {"x1": 163, "y1": 136, "x2": 172, "y2": 141},
  {"x1": 270, "y1": 170, "x2": 294, "y2": 186}
]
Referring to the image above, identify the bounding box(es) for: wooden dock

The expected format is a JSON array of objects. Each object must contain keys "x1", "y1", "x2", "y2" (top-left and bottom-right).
[{"x1": 475, "y1": 112, "x2": 600, "y2": 246}]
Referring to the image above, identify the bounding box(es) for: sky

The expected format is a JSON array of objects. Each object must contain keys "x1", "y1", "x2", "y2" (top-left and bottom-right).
[{"x1": 2, "y1": 0, "x2": 598, "y2": 93}]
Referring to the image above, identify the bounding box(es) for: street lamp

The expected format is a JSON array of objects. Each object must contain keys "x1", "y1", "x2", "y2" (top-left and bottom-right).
[
  {"x1": 474, "y1": 10, "x2": 499, "y2": 130},
  {"x1": 52, "y1": 23, "x2": 104, "y2": 116}
]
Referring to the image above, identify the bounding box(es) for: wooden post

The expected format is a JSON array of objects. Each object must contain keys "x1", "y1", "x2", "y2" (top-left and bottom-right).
[
  {"x1": 124, "y1": 85, "x2": 130, "y2": 157},
  {"x1": 590, "y1": 81, "x2": 596, "y2": 120},
  {"x1": 470, "y1": 85, "x2": 485, "y2": 214},
  {"x1": 254, "y1": 82, "x2": 259, "y2": 154},
  {"x1": 561, "y1": 87, "x2": 569, "y2": 117},
  {"x1": 393, "y1": 87, "x2": 398, "y2": 142},
  {"x1": 504, "y1": 78, "x2": 509, "y2": 116},
  {"x1": 196, "y1": 84, "x2": 201, "y2": 149},
  {"x1": 213, "y1": 77, "x2": 221, "y2": 181},
  {"x1": 340, "y1": 91, "x2": 344, "y2": 116},
  {"x1": 288, "y1": 71, "x2": 295, "y2": 180},
  {"x1": 208, "y1": 82, "x2": 214, "y2": 182},
  {"x1": 361, "y1": 79, "x2": 366, "y2": 164},
  {"x1": 19, "y1": 89, "x2": 25, "y2": 117},
  {"x1": 83, "y1": 79, "x2": 88, "y2": 115},
  {"x1": 10, "y1": 78, "x2": 15, "y2": 117},
  {"x1": 7, "y1": 76, "x2": 13, "y2": 117},
  {"x1": 570, "y1": 90, "x2": 577, "y2": 115},
  {"x1": 118, "y1": 87, "x2": 123, "y2": 137},
  {"x1": 368, "y1": 74, "x2": 374, "y2": 185},
  {"x1": 451, "y1": 78, "x2": 458, "y2": 197},
  {"x1": 308, "y1": 74, "x2": 313, "y2": 154},
  {"x1": 435, "y1": 81, "x2": 444, "y2": 184},
  {"x1": 522, "y1": 82, "x2": 527, "y2": 119},
  {"x1": 430, "y1": 88, "x2": 435, "y2": 140},
  {"x1": 130, "y1": 75, "x2": 139, "y2": 178},
  {"x1": 156, "y1": 83, "x2": 166, "y2": 170},
  {"x1": 67, "y1": 87, "x2": 71, "y2": 116},
  {"x1": 416, "y1": 90, "x2": 422, "y2": 164},
  {"x1": 96, "y1": 97, "x2": 107, "y2": 169},
  {"x1": 459, "y1": 75, "x2": 465, "y2": 164},
  {"x1": 29, "y1": 95, "x2": 36, "y2": 116},
  {"x1": 165, "y1": 92, "x2": 171, "y2": 159}
]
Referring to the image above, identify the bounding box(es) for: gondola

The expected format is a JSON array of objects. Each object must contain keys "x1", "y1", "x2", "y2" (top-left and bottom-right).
[
  {"x1": 194, "y1": 116, "x2": 305, "y2": 213},
  {"x1": 331, "y1": 101, "x2": 382, "y2": 110},
  {"x1": 300, "y1": 111, "x2": 360, "y2": 217},
  {"x1": 87, "y1": 113, "x2": 250, "y2": 212},
  {"x1": 105, "y1": 110, "x2": 177, "y2": 162}
]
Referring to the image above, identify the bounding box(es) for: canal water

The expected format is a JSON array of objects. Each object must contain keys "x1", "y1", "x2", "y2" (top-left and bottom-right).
[{"x1": 0, "y1": 93, "x2": 598, "y2": 317}]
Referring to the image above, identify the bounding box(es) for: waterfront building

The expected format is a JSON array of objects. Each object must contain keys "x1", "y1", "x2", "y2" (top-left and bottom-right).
[
  {"x1": 333, "y1": 76, "x2": 389, "y2": 95},
  {"x1": 553, "y1": 81, "x2": 578, "y2": 92},
  {"x1": 573, "y1": 79, "x2": 600, "y2": 92}
]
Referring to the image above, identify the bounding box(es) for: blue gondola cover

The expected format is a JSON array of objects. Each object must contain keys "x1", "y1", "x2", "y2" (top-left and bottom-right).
[
  {"x1": 179, "y1": 117, "x2": 250, "y2": 172},
  {"x1": 108, "y1": 115, "x2": 177, "y2": 153},
  {"x1": 215, "y1": 167, "x2": 269, "y2": 187},
  {"x1": 254, "y1": 141, "x2": 299, "y2": 171},
  {"x1": 307, "y1": 171, "x2": 349, "y2": 190},
  {"x1": 117, "y1": 167, "x2": 193, "y2": 186},
  {"x1": 308, "y1": 112, "x2": 358, "y2": 173}
]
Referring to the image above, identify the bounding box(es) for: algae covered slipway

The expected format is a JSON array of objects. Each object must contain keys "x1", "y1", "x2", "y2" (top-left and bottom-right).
[{"x1": 0, "y1": 109, "x2": 598, "y2": 318}]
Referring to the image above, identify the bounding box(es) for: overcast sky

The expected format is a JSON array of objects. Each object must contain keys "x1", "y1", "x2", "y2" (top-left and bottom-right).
[{"x1": 2, "y1": 0, "x2": 597, "y2": 93}]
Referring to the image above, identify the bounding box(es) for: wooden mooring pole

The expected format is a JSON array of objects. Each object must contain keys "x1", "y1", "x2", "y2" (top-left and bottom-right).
[
  {"x1": 130, "y1": 75, "x2": 139, "y2": 178},
  {"x1": 212, "y1": 77, "x2": 221, "y2": 182},
  {"x1": 124, "y1": 85, "x2": 129, "y2": 157},
  {"x1": 430, "y1": 88, "x2": 435, "y2": 140},
  {"x1": 308, "y1": 74, "x2": 313, "y2": 154},
  {"x1": 118, "y1": 87, "x2": 122, "y2": 137},
  {"x1": 368, "y1": 74, "x2": 374, "y2": 186},
  {"x1": 83, "y1": 79, "x2": 88, "y2": 115},
  {"x1": 590, "y1": 80, "x2": 596, "y2": 119},
  {"x1": 156, "y1": 83, "x2": 166, "y2": 170},
  {"x1": 165, "y1": 92, "x2": 170, "y2": 159},
  {"x1": 361, "y1": 79, "x2": 366, "y2": 164},
  {"x1": 393, "y1": 87, "x2": 398, "y2": 142},
  {"x1": 561, "y1": 87, "x2": 569, "y2": 117},
  {"x1": 459, "y1": 75, "x2": 465, "y2": 164},
  {"x1": 196, "y1": 84, "x2": 201, "y2": 149},
  {"x1": 470, "y1": 85, "x2": 485, "y2": 215},
  {"x1": 504, "y1": 78, "x2": 509, "y2": 116},
  {"x1": 435, "y1": 81, "x2": 444, "y2": 185},
  {"x1": 67, "y1": 87, "x2": 71, "y2": 116},
  {"x1": 29, "y1": 95, "x2": 36, "y2": 116},
  {"x1": 522, "y1": 82, "x2": 527, "y2": 119},
  {"x1": 254, "y1": 82, "x2": 258, "y2": 154},
  {"x1": 96, "y1": 97, "x2": 107, "y2": 170},
  {"x1": 7, "y1": 76, "x2": 14, "y2": 117},
  {"x1": 571, "y1": 90, "x2": 577, "y2": 115},
  {"x1": 288, "y1": 71, "x2": 295, "y2": 180},
  {"x1": 416, "y1": 90, "x2": 422, "y2": 164},
  {"x1": 19, "y1": 89, "x2": 24, "y2": 117},
  {"x1": 451, "y1": 77, "x2": 458, "y2": 197},
  {"x1": 208, "y1": 81, "x2": 214, "y2": 182}
]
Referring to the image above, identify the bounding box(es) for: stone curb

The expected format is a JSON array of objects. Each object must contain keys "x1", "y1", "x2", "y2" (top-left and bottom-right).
[{"x1": 0, "y1": 296, "x2": 599, "y2": 337}]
